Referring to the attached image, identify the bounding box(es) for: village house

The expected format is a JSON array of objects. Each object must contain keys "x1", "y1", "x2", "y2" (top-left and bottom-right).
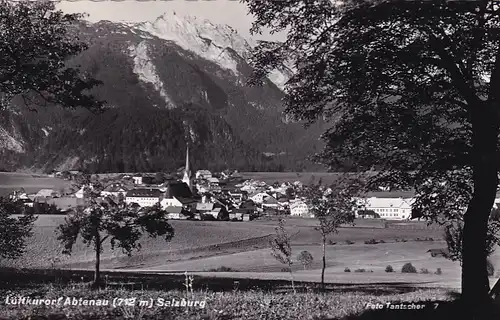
[
  {"x1": 195, "y1": 170, "x2": 213, "y2": 180},
  {"x1": 125, "y1": 188, "x2": 162, "y2": 207},
  {"x1": 164, "y1": 206, "x2": 192, "y2": 220},
  {"x1": 250, "y1": 192, "x2": 270, "y2": 204},
  {"x1": 228, "y1": 190, "x2": 248, "y2": 203},
  {"x1": 195, "y1": 202, "x2": 228, "y2": 220},
  {"x1": 262, "y1": 195, "x2": 282, "y2": 209},
  {"x1": 132, "y1": 175, "x2": 155, "y2": 185},
  {"x1": 290, "y1": 200, "x2": 312, "y2": 218},
  {"x1": 35, "y1": 189, "x2": 60, "y2": 198},
  {"x1": 101, "y1": 183, "x2": 129, "y2": 198}
]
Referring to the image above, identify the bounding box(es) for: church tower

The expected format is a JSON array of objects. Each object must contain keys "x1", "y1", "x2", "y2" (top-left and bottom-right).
[{"x1": 182, "y1": 145, "x2": 193, "y2": 190}]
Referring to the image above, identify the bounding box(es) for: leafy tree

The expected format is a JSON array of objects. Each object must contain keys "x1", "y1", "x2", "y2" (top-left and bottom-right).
[
  {"x1": 297, "y1": 250, "x2": 314, "y2": 270},
  {"x1": 154, "y1": 172, "x2": 166, "y2": 184},
  {"x1": 0, "y1": 0, "x2": 102, "y2": 270},
  {"x1": 0, "y1": 0, "x2": 103, "y2": 112},
  {"x1": 444, "y1": 212, "x2": 500, "y2": 265},
  {"x1": 56, "y1": 176, "x2": 174, "y2": 288},
  {"x1": 270, "y1": 218, "x2": 295, "y2": 294},
  {"x1": 300, "y1": 181, "x2": 357, "y2": 290},
  {"x1": 244, "y1": 0, "x2": 500, "y2": 310},
  {"x1": 0, "y1": 197, "x2": 36, "y2": 261}
]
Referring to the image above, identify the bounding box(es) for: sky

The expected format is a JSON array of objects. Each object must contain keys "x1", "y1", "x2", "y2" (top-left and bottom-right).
[{"x1": 56, "y1": 0, "x2": 286, "y2": 41}]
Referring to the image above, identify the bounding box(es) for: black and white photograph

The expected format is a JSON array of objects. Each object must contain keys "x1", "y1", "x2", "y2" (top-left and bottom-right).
[{"x1": 1, "y1": 0, "x2": 500, "y2": 319}]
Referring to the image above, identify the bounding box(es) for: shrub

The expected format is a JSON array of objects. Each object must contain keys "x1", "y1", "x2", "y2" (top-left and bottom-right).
[
  {"x1": 345, "y1": 240, "x2": 355, "y2": 245},
  {"x1": 344, "y1": 267, "x2": 351, "y2": 272},
  {"x1": 208, "y1": 266, "x2": 238, "y2": 272},
  {"x1": 401, "y1": 263, "x2": 417, "y2": 273},
  {"x1": 297, "y1": 250, "x2": 314, "y2": 270},
  {"x1": 435, "y1": 268, "x2": 442, "y2": 275},
  {"x1": 385, "y1": 265, "x2": 394, "y2": 273},
  {"x1": 327, "y1": 240, "x2": 337, "y2": 245},
  {"x1": 378, "y1": 239, "x2": 386, "y2": 243},
  {"x1": 415, "y1": 237, "x2": 422, "y2": 241},
  {"x1": 487, "y1": 259, "x2": 495, "y2": 277},
  {"x1": 401, "y1": 238, "x2": 407, "y2": 242},
  {"x1": 364, "y1": 239, "x2": 378, "y2": 244},
  {"x1": 354, "y1": 268, "x2": 366, "y2": 273},
  {"x1": 420, "y1": 268, "x2": 429, "y2": 274},
  {"x1": 281, "y1": 267, "x2": 290, "y2": 272}
]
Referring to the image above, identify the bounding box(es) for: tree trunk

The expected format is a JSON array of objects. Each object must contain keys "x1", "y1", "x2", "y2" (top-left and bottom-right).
[
  {"x1": 92, "y1": 231, "x2": 101, "y2": 290},
  {"x1": 321, "y1": 234, "x2": 326, "y2": 291},
  {"x1": 288, "y1": 265, "x2": 296, "y2": 294},
  {"x1": 462, "y1": 106, "x2": 499, "y2": 315}
]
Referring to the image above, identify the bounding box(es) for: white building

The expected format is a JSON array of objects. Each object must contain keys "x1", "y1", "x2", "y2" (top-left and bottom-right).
[
  {"x1": 132, "y1": 176, "x2": 143, "y2": 185},
  {"x1": 125, "y1": 188, "x2": 162, "y2": 207},
  {"x1": 355, "y1": 197, "x2": 413, "y2": 220},
  {"x1": 196, "y1": 170, "x2": 212, "y2": 180},
  {"x1": 250, "y1": 192, "x2": 270, "y2": 204},
  {"x1": 290, "y1": 200, "x2": 311, "y2": 217}
]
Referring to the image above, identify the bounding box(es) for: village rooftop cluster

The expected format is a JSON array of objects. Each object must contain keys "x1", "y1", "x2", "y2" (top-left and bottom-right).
[{"x1": 5, "y1": 149, "x2": 428, "y2": 221}]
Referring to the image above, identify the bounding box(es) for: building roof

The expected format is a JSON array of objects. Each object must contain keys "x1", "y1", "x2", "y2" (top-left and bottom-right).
[
  {"x1": 126, "y1": 188, "x2": 163, "y2": 198},
  {"x1": 196, "y1": 203, "x2": 215, "y2": 211},
  {"x1": 47, "y1": 197, "x2": 85, "y2": 210},
  {"x1": 163, "y1": 182, "x2": 194, "y2": 204},
  {"x1": 164, "y1": 206, "x2": 183, "y2": 214},
  {"x1": 36, "y1": 189, "x2": 57, "y2": 197},
  {"x1": 364, "y1": 197, "x2": 413, "y2": 209},
  {"x1": 104, "y1": 184, "x2": 129, "y2": 193},
  {"x1": 263, "y1": 196, "x2": 279, "y2": 204}
]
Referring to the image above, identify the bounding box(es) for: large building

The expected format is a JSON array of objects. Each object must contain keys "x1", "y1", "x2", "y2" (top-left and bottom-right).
[
  {"x1": 125, "y1": 188, "x2": 162, "y2": 207},
  {"x1": 354, "y1": 197, "x2": 414, "y2": 220}
]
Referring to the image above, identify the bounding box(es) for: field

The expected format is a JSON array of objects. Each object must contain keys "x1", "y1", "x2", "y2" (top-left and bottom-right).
[
  {"x1": 0, "y1": 172, "x2": 72, "y2": 196},
  {"x1": 2, "y1": 214, "x2": 481, "y2": 290}
]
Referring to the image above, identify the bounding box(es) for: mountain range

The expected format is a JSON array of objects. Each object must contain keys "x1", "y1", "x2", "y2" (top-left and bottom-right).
[{"x1": 0, "y1": 11, "x2": 327, "y2": 174}]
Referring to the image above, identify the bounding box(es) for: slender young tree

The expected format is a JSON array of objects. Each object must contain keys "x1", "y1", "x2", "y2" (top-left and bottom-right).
[
  {"x1": 270, "y1": 218, "x2": 296, "y2": 294},
  {"x1": 57, "y1": 175, "x2": 174, "y2": 289},
  {"x1": 301, "y1": 181, "x2": 356, "y2": 290},
  {"x1": 244, "y1": 0, "x2": 500, "y2": 313}
]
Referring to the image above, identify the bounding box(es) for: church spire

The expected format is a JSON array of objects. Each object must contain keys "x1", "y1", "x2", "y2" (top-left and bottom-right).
[{"x1": 182, "y1": 144, "x2": 192, "y2": 189}]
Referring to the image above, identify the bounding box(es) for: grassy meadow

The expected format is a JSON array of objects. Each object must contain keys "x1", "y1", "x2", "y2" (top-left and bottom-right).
[{"x1": 2, "y1": 213, "x2": 480, "y2": 292}]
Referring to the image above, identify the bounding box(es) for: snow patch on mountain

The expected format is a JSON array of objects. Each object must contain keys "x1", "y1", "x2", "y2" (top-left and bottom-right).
[
  {"x1": 0, "y1": 127, "x2": 24, "y2": 152},
  {"x1": 135, "y1": 12, "x2": 242, "y2": 76},
  {"x1": 128, "y1": 41, "x2": 176, "y2": 109}
]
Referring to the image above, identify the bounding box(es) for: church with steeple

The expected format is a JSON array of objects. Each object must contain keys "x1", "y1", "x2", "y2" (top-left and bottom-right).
[{"x1": 182, "y1": 144, "x2": 193, "y2": 191}]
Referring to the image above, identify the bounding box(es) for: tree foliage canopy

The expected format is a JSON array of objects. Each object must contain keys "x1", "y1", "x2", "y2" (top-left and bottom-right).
[
  {"x1": 57, "y1": 176, "x2": 174, "y2": 257},
  {"x1": 0, "y1": 197, "x2": 36, "y2": 260},
  {"x1": 244, "y1": 0, "x2": 500, "y2": 237},
  {"x1": 244, "y1": 0, "x2": 500, "y2": 304},
  {"x1": 0, "y1": 0, "x2": 103, "y2": 112}
]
